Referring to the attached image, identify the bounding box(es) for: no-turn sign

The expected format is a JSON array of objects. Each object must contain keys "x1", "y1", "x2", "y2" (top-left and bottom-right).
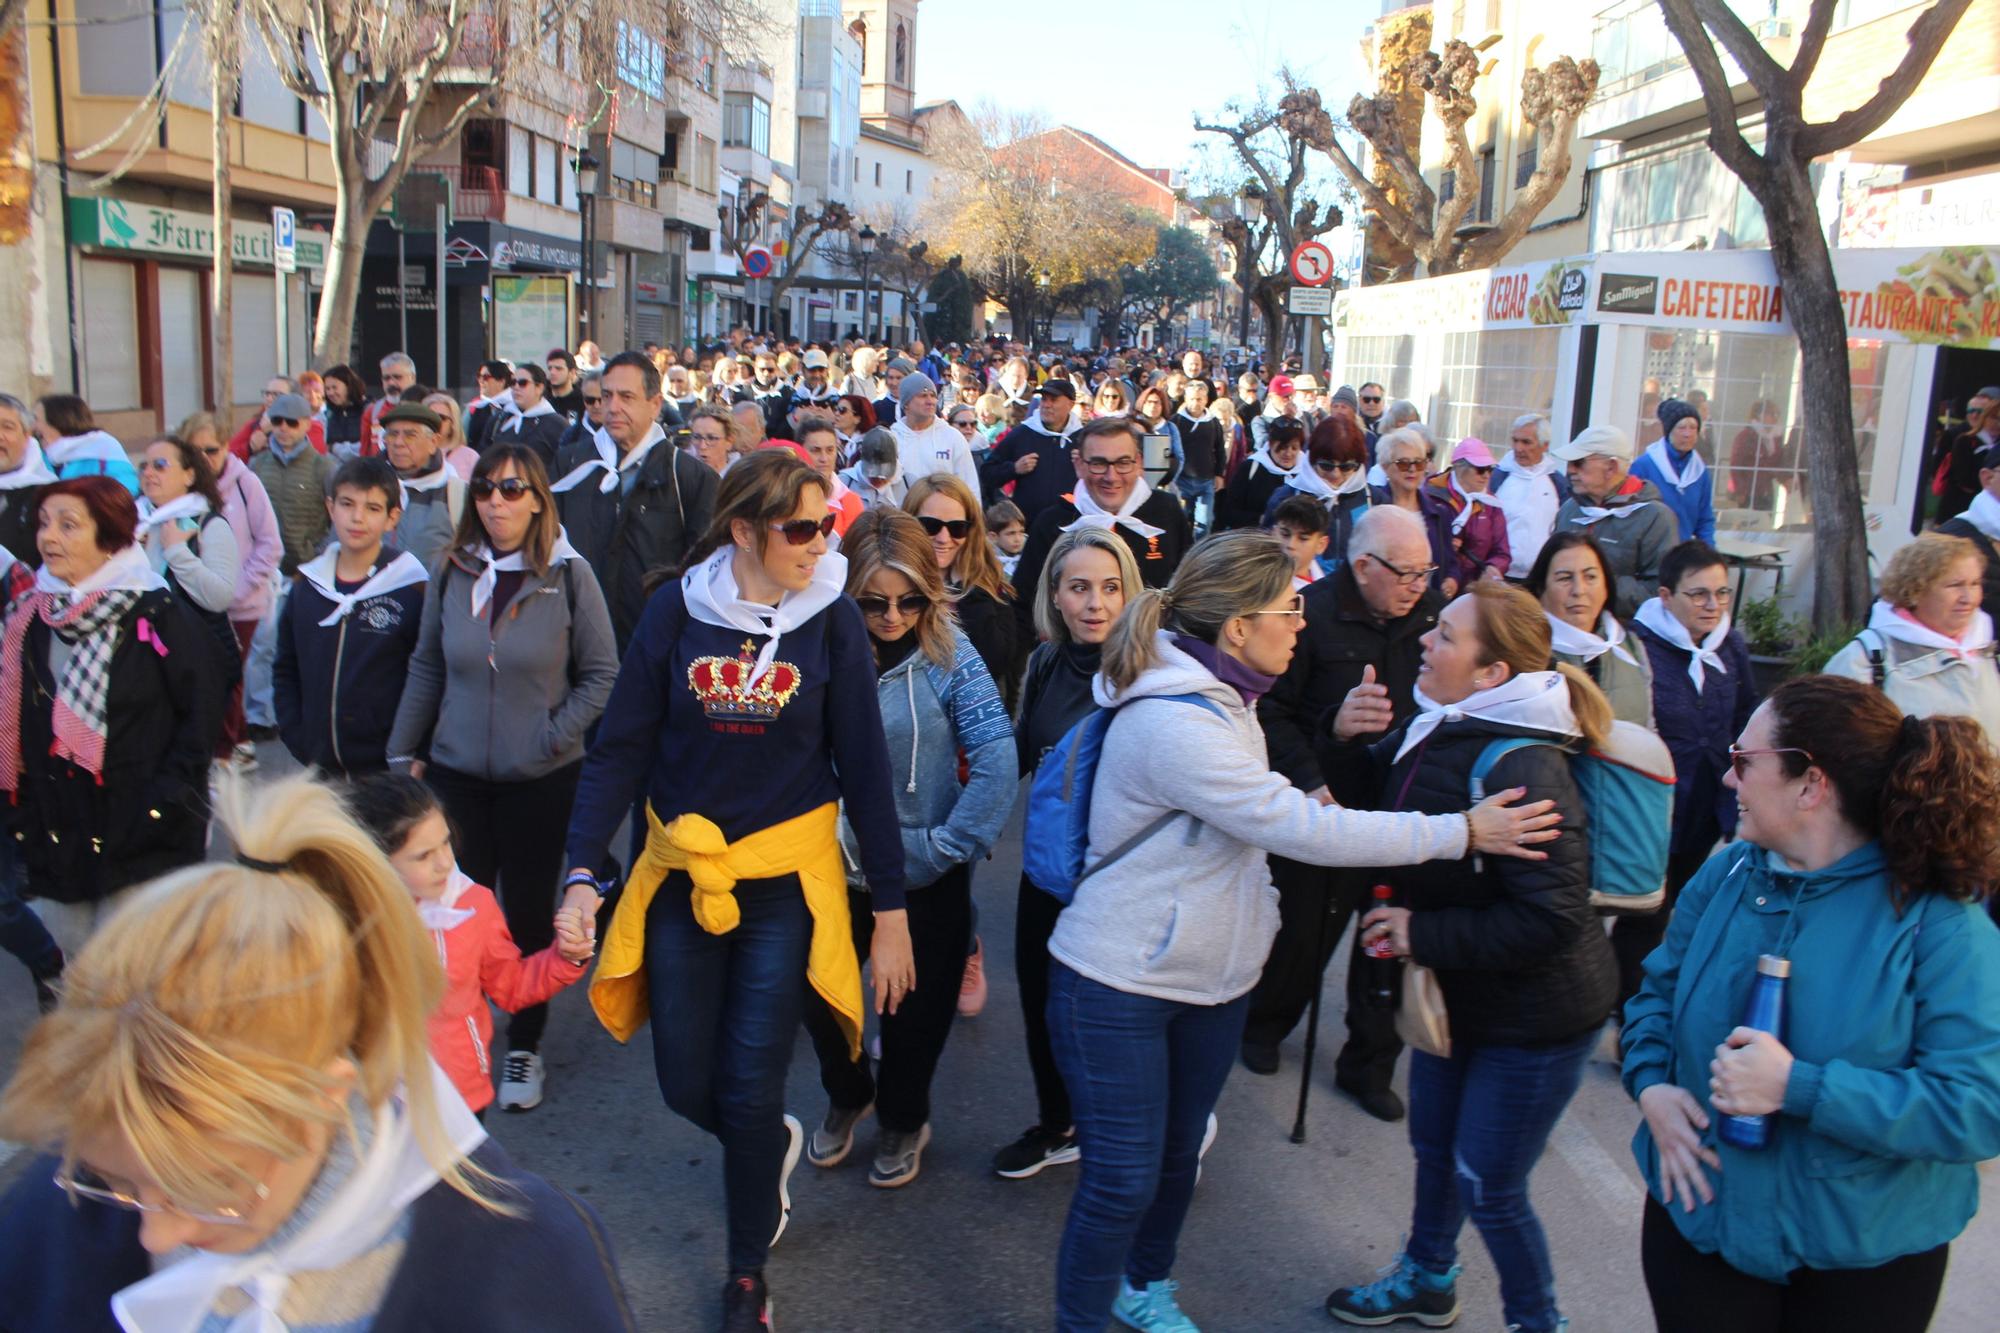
[
  {"x1": 1289, "y1": 240, "x2": 1333, "y2": 287},
  {"x1": 742, "y1": 246, "x2": 774, "y2": 279}
]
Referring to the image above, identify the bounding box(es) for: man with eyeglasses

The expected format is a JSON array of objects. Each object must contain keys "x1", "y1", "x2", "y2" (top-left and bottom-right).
[
  {"x1": 1491, "y1": 413, "x2": 1568, "y2": 579},
  {"x1": 552, "y1": 351, "x2": 718, "y2": 649},
  {"x1": 981, "y1": 379, "x2": 1080, "y2": 524},
  {"x1": 1551, "y1": 424, "x2": 1679, "y2": 618},
  {"x1": 375, "y1": 401, "x2": 465, "y2": 570},
  {"x1": 248, "y1": 393, "x2": 336, "y2": 578},
  {"x1": 1010, "y1": 416, "x2": 1193, "y2": 641},
  {"x1": 560, "y1": 372, "x2": 610, "y2": 457},
  {"x1": 490, "y1": 364, "x2": 568, "y2": 470},
  {"x1": 1246, "y1": 505, "x2": 1441, "y2": 1117},
  {"x1": 780, "y1": 349, "x2": 839, "y2": 439},
  {"x1": 227, "y1": 376, "x2": 326, "y2": 462}
]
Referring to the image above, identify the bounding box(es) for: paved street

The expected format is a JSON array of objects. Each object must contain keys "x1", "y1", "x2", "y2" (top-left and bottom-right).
[{"x1": 1, "y1": 772, "x2": 1995, "y2": 1332}]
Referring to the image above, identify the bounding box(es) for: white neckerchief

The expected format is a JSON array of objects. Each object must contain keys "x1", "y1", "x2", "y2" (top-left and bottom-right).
[
  {"x1": 110, "y1": 1066, "x2": 485, "y2": 1333},
  {"x1": 0, "y1": 440, "x2": 58, "y2": 490},
  {"x1": 1635, "y1": 596, "x2": 1731, "y2": 694},
  {"x1": 1448, "y1": 475, "x2": 1501, "y2": 534},
  {"x1": 298, "y1": 547, "x2": 430, "y2": 627},
  {"x1": 1246, "y1": 445, "x2": 1284, "y2": 478},
  {"x1": 35, "y1": 541, "x2": 166, "y2": 596},
  {"x1": 397, "y1": 457, "x2": 451, "y2": 508},
  {"x1": 466, "y1": 531, "x2": 579, "y2": 618},
  {"x1": 1865, "y1": 598, "x2": 1996, "y2": 659},
  {"x1": 1284, "y1": 456, "x2": 1341, "y2": 504},
  {"x1": 1021, "y1": 412, "x2": 1074, "y2": 440},
  {"x1": 551, "y1": 423, "x2": 666, "y2": 494},
  {"x1": 1963, "y1": 489, "x2": 2000, "y2": 543},
  {"x1": 1643, "y1": 437, "x2": 1707, "y2": 493},
  {"x1": 681, "y1": 545, "x2": 847, "y2": 689},
  {"x1": 498, "y1": 397, "x2": 558, "y2": 433},
  {"x1": 793, "y1": 381, "x2": 835, "y2": 403},
  {"x1": 44, "y1": 429, "x2": 128, "y2": 469},
  {"x1": 137, "y1": 493, "x2": 210, "y2": 532},
  {"x1": 1395, "y1": 670, "x2": 1580, "y2": 764},
  {"x1": 1496, "y1": 451, "x2": 1560, "y2": 483},
  {"x1": 1173, "y1": 408, "x2": 1210, "y2": 429},
  {"x1": 1571, "y1": 486, "x2": 1653, "y2": 525},
  {"x1": 416, "y1": 865, "x2": 477, "y2": 932},
  {"x1": 1546, "y1": 609, "x2": 1640, "y2": 668},
  {"x1": 1001, "y1": 385, "x2": 1034, "y2": 408},
  {"x1": 1064, "y1": 477, "x2": 1164, "y2": 541}
]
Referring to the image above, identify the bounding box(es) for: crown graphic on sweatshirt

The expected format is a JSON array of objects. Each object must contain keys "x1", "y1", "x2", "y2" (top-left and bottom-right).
[{"x1": 687, "y1": 638, "x2": 804, "y2": 719}]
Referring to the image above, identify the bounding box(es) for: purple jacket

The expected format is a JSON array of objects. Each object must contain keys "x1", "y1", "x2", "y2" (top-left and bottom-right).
[
  {"x1": 1431, "y1": 479, "x2": 1512, "y2": 584},
  {"x1": 216, "y1": 452, "x2": 283, "y2": 621}
]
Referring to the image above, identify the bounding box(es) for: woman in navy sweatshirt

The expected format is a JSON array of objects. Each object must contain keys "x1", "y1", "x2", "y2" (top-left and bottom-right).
[{"x1": 560, "y1": 448, "x2": 910, "y2": 1333}]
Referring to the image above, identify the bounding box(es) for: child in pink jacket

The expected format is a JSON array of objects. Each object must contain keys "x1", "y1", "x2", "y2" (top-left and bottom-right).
[{"x1": 347, "y1": 773, "x2": 593, "y2": 1115}]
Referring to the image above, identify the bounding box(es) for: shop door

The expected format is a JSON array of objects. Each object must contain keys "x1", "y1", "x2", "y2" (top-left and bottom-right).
[
  {"x1": 158, "y1": 268, "x2": 204, "y2": 427},
  {"x1": 633, "y1": 304, "x2": 666, "y2": 349},
  {"x1": 1914, "y1": 346, "x2": 2000, "y2": 534}
]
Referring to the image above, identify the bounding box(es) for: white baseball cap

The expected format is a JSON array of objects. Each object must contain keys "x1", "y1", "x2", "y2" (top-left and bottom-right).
[{"x1": 1549, "y1": 424, "x2": 1635, "y2": 462}]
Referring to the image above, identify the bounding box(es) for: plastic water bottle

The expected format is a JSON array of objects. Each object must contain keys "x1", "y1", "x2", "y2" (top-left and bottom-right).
[
  {"x1": 1716, "y1": 954, "x2": 1791, "y2": 1150},
  {"x1": 1359, "y1": 884, "x2": 1403, "y2": 1010}
]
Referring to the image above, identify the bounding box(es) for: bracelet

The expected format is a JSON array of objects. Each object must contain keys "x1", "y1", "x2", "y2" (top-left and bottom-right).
[
  {"x1": 1463, "y1": 811, "x2": 1476, "y2": 851},
  {"x1": 562, "y1": 871, "x2": 601, "y2": 891}
]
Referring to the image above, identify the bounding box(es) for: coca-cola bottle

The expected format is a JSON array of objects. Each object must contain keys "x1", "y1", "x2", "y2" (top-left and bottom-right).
[{"x1": 1359, "y1": 884, "x2": 1403, "y2": 1010}]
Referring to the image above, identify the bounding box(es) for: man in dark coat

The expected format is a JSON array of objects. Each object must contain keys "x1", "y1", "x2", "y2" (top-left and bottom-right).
[
  {"x1": 1936, "y1": 439, "x2": 2000, "y2": 616},
  {"x1": 978, "y1": 379, "x2": 1078, "y2": 522}
]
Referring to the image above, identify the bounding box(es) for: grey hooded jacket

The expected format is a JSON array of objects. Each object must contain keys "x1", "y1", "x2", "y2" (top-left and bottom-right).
[{"x1": 1553, "y1": 478, "x2": 1680, "y2": 618}]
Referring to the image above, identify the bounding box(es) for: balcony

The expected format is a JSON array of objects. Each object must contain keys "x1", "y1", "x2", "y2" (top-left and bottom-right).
[
  {"x1": 1581, "y1": 0, "x2": 1792, "y2": 140},
  {"x1": 391, "y1": 164, "x2": 508, "y2": 224}
]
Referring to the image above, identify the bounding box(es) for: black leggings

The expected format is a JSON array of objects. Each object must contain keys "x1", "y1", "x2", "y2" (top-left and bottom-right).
[
  {"x1": 1013, "y1": 873, "x2": 1069, "y2": 1130},
  {"x1": 1641, "y1": 1197, "x2": 1949, "y2": 1333}
]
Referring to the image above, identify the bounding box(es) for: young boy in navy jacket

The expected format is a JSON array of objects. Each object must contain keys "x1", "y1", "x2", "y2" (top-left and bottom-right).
[{"x1": 274, "y1": 457, "x2": 431, "y2": 775}]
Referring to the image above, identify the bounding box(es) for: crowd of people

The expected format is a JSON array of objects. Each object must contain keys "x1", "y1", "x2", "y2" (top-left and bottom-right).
[{"x1": 0, "y1": 331, "x2": 1996, "y2": 1333}]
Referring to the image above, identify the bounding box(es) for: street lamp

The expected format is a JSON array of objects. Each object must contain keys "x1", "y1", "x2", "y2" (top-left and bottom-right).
[
  {"x1": 1035, "y1": 269, "x2": 1050, "y2": 345},
  {"x1": 576, "y1": 148, "x2": 601, "y2": 339},
  {"x1": 856, "y1": 223, "x2": 877, "y2": 342}
]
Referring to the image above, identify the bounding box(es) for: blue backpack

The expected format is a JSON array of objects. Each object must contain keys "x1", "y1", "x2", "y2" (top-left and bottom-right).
[
  {"x1": 1022, "y1": 693, "x2": 1223, "y2": 904},
  {"x1": 1467, "y1": 720, "x2": 1677, "y2": 914}
]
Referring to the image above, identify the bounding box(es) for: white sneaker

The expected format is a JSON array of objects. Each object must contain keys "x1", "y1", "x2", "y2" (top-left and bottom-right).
[
  {"x1": 771, "y1": 1113, "x2": 804, "y2": 1247},
  {"x1": 497, "y1": 1051, "x2": 544, "y2": 1111}
]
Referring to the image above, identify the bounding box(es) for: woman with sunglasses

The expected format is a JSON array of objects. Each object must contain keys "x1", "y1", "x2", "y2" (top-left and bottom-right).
[
  {"x1": 1621, "y1": 675, "x2": 2000, "y2": 1333},
  {"x1": 833, "y1": 393, "x2": 877, "y2": 460},
  {"x1": 906, "y1": 473, "x2": 1018, "y2": 698},
  {"x1": 1372, "y1": 426, "x2": 1459, "y2": 596},
  {"x1": 946, "y1": 403, "x2": 986, "y2": 468},
  {"x1": 1261, "y1": 416, "x2": 1373, "y2": 576},
  {"x1": 1428, "y1": 438, "x2": 1512, "y2": 585},
  {"x1": 559, "y1": 448, "x2": 912, "y2": 1333},
  {"x1": 386, "y1": 444, "x2": 619, "y2": 1113},
  {"x1": 136, "y1": 435, "x2": 239, "y2": 622},
  {"x1": 801, "y1": 509, "x2": 1014, "y2": 1188},
  {"x1": 0, "y1": 776, "x2": 637, "y2": 1332},
  {"x1": 1325, "y1": 582, "x2": 1616, "y2": 1333},
  {"x1": 491, "y1": 365, "x2": 569, "y2": 472}
]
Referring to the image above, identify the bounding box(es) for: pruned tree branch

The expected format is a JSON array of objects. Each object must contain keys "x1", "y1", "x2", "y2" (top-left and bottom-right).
[
  {"x1": 1796, "y1": 0, "x2": 1972, "y2": 156},
  {"x1": 1655, "y1": 0, "x2": 1765, "y2": 180}
]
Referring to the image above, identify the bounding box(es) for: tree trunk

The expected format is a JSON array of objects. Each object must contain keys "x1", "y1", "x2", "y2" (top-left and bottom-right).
[
  {"x1": 210, "y1": 2, "x2": 235, "y2": 429},
  {"x1": 312, "y1": 172, "x2": 370, "y2": 368}
]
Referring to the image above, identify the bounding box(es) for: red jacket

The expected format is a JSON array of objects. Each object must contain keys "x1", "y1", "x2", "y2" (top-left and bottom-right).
[
  {"x1": 422, "y1": 881, "x2": 586, "y2": 1112},
  {"x1": 228, "y1": 414, "x2": 326, "y2": 462}
]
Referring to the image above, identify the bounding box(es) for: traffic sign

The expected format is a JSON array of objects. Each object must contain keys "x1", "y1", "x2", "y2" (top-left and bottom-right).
[
  {"x1": 1289, "y1": 240, "x2": 1333, "y2": 287},
  {"x1": 1287, "y1": 285, "x2": 1334, "y2": 316},
  {"x1": 742, "y1": 246, "x2": 774, "y2": 279},
  {"x1": 271, "y1": 206, "x2": 297, "y2": 273}
]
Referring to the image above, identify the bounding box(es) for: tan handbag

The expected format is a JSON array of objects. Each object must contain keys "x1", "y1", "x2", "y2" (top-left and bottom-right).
[{"x1": 1395, "y1": 962, "x2": 1452, "y2": 1058}]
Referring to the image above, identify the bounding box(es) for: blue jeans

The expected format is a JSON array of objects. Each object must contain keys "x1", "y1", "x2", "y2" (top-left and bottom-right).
[
  {"x1": 1175, "y1": 476, "x2": 1216, "y2": 533},
  {"x1": 1047, "y1": 962, "x2": 1248, "y2": 1332},
  {"x1": 242, "y1": 575, "x2": 285, "y2": 728},
  {"x1": 646, "y1": 870, "x2": 814, "y2": 1275},
  {"x1": 1406, "y1": 1031, "x2": 1595, "y2": 1333},
  {"x1": 0, "y1": 839, "x2": 59, "y2": 976}
]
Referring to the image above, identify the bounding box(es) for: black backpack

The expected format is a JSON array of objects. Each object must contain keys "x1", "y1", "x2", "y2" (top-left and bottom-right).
[{"x1": 162, "y1": 522, "x2": 244, "y2": 695}]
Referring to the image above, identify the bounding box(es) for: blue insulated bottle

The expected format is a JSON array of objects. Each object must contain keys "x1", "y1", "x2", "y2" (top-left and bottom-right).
[{"x1": 1717, "y1": 954, "x2": 1791, "y2": 1150}]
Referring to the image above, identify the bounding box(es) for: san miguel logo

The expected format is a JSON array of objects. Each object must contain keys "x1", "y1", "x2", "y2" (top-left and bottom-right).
[{"x1": 688, "y1": 638, "x2": 804, "y2": 722}]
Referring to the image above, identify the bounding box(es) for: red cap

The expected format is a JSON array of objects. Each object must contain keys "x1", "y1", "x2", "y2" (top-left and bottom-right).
[{"x1": 1270, "y1": 375, "x2": 1296, "y2": 397}]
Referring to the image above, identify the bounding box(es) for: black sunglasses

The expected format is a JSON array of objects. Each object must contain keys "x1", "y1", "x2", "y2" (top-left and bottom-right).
[
  {"x1": 512, "y1": 378, "x2": 534, "y2": 388},
  {"x1": 268, "y1": 417, "x2": 299, "y2": 428},
  {"x1": 768, "y1": 513, "x2": 838, "y2": 545},
  {"x1": 855, "y1": 592, "x2": 931, "y2": 618},
  {"x1": 1314, "y1": 459, "x2": 1362, "y2": 474},
  {"x1": 471, "y1": 476, "x2": 534, "y2": 500},
  {"x1": 915, "y1": 515, "x2": 971, "y2": 540}
]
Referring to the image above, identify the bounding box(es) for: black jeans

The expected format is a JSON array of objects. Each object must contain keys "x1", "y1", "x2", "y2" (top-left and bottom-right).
[
  {"x1": 1244, "y1": 856, "x2": 1403, "y2": 1089},
  {"x1": 1612, "y1": 843, "x2": 1716, "y2": 1017},
  {"x1": 424, "y1": 760, "x2": 582, "y2": 1053},
  {"x1": 1641, "y1": 1197, "x2": 1949, "y2": 1333},
  {"x1": 804, "y1": 865, "x2": 973, "y2": 1133},
  {"x1": 1014, "y1": 873, "x2": 1071, "y2": 1130}
]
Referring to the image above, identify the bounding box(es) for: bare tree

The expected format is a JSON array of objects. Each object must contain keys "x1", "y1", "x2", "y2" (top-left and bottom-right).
[
  {"x1": 1654, "y1": 0, "x2": 1970, "y2": 628},
  {"x1": 206, "y1": 0, "x2": 243, "y2": 426},
  {"x1": 1277, "y1": 42, "x2": 1598, "y2": 279},
  {"x1": 720, "y1": 191, "x2": 853, "y2": 335},
  {"x1": 0, "y1": 1, "x2": 32, "y2": 246}
]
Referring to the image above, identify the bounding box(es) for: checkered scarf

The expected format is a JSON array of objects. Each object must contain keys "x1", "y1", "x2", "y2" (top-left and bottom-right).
[{"x1": 0, "y1": 586, "x2": 143, "y2": 790}]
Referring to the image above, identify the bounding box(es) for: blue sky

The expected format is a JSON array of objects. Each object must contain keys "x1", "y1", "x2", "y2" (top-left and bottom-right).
[{"x1": 913, "y1": 0, "x2": 1383, "y2": 179}]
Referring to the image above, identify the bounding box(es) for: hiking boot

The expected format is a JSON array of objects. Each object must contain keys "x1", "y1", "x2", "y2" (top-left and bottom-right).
[
  {"x1": 868, "y1": 1123, "x2": 931, "y2": 1189},
  {"x1": 807, "y1": 1101, "x2": 872, "y2": 1168},
  {"x1": 1336, "y1": 1074, "x2": 1405, "y2": 1123},
  {"x1": 1326, "y1": 1253, "x2": 1461, "y2": 1327},
  {"x1": 993, "y1": 1124, "x2": 1080, "y2": 1179}
]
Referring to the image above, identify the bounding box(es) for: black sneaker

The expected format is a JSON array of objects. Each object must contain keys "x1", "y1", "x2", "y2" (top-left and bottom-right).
[
  {"x1": 721, "y1": 1273, "x2": 772, "y2": 1332},
  {"x1": 993, "y1": 1124, "x2": 1080, "y2": 1179},
  {"x1": 1240, "y1": 1038, "x2": 1281, "y2": 1075},
  {"x1": 1336, "y1": 1074, "x2": 1406, "y2": 1123},
  {"x1": 1327, "y1": 1254, "x2": 1460, "y2": 1327}
]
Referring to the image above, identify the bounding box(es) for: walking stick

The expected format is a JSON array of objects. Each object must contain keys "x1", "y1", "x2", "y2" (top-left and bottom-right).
[{"x1": 1290, "y1": 885, "x2": 1340, "y2": 1144}]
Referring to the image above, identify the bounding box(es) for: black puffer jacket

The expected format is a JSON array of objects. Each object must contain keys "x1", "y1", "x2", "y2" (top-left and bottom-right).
[
  {"x1": 1363, "y1": 715, "x2": 1617, "y2": 1048},
  {"x1": 551, "y1": 434, "x2": 719, "y2": 651}
]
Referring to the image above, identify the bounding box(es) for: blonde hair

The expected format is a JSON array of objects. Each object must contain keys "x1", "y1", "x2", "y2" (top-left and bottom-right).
[
  {"x1": 1102, "y1": 530, "x2": 1293, "y2": 690},
  {"x1": 424, "y1": 392, "x2": 464, "y2": 451},
  {"x1": 0, "y1": 775, "x2": 503, "y2": 1216},
  {"x1": 1034, "y1": 526, "x2": 1142, "y2": 643},
  {"x1": 1878, "y1": 531, "x2": 1980, "y2": 609},
  {"x1": 903, "y1": 473, "x2": 1014, "y2": 605},
  {"x1": 842, "y1": 509, "x2": 956, "y2": 668},
  {"x1": 1211, "y1": 397, "x2": 1240, "y2": 429},
  {"x1": 1465, "y1": 581, "x2": 1613, "y2": 749}
]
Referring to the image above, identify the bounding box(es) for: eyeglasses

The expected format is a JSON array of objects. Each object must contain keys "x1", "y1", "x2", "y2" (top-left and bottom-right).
[
  {"x1": 1389, "y1": 458, "x2": 1426, "y2": 471},
  {"x1": 471, "y1": 476, "x2": 534, "y2": 501},
  {"x1": 1675, "y1": 586, "x2": 1733, "y2": 607},
  {"x1": 1362, "y1": 553, "x2": 1439, "y2": 587},
  {"x1": 582, "y1": 396, "x2": 602, "y2": 407},
  {"x1": 769, "y1": 514, "x2": 838, "y2": 545},
  {"x1": 199, "y1": 446, "x2": 227, "y2": 459},
  {"x1": 268, "y1": 417, "x2": 299, "y2": 428},
  {"x1": 916, "y1": 515, "x2": 971, "y2": 540},
  {"x1": 1246, "y1": 594, "x2": 1307, "y2": 620},
  {"x1": 54, "y1": 1164, "x2": 269, "y2": 1227},
  {"x1": 1460, "y1": 463, "x2": 1495, "y2": 476},
  {"x1": 855, "y1": 592, "x2": 931, "y2": 618},
  {"x1": 512, "y1": 378, "x2": 534, "y2": 388},
  {"x1": 1360, "y1": 395, "x2": 1383, "y2": 404},
  {"x1": 690, "y1": 431, "x2": 728, "y2": 446},
  {"x1": 1728, "y1": 745, "x2": 1813, "y2": 780},
  {"x1": 1313, "y1": 458, "x2": 1361, "y2": 474},
  {"x1": 1082, "y1": 456, "x2": 1140, "y2": 476},
  {"x1": 140, "y1": 457, "x2": 180, "y2": 471}
]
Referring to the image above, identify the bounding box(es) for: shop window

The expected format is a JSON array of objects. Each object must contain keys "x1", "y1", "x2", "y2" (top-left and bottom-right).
[
  {"x1": 232, "y1": 273, "x2": 278, "y2": 406},
  {"x1": 1478, "y1": 148, "x2": 1496, "y2": 222},
  {"x1": 1341, "y1": 337, "x2": 1415, "y2": 409},
  {"x1": 1516, "y1": 136, "x2": 1538, "y2": 189},
  {"x1": 78, "y1": 259, "x2": 142, "y2": 412},
  {"x1": 1436, "y1": 328, "x2": 1561, "y2": 447},
  {"x1": 75, "y1": 0, "x2": 154, "y2": 96}
]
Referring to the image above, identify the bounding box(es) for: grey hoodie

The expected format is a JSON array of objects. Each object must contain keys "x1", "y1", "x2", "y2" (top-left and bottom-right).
[{"x1": 1048, "y1": 633, "x2": 1469, "y2": 1006}]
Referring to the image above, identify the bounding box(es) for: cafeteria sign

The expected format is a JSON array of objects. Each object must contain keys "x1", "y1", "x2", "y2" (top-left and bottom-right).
[{"x1": 70, "y1": 198, "x2": 330, "y2": 270}]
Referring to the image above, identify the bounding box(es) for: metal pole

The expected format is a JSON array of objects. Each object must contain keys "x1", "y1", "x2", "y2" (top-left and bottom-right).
[
  {"x1": 274, "y1": 268, "x2": 288, "y2": 377},
  {"x1": 859, "y1": 254, "x2": 871, "y2": 341},
  {"x1": 397, "y1": 228, "x2": 408, "y2": 352},
  {"x1": 434, "y1": 203, "x2": 446, "y2": 390}
]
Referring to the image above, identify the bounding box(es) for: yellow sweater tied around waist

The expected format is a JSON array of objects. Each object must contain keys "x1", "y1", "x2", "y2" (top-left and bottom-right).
[{"x1": 589, "y1": 801, "x2": 864, "y2": 1058}]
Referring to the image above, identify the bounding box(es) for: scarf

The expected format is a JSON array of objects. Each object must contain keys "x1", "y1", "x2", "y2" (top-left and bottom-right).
[
  {"x1": 1546, "y1": 609, "x2": 1639, "y2": 668},
  {"x1": 1020, "y1": 412, "x2": 1075, "y2": 441},
  {"x1": 1395, "y1": 669, "x2": 1580, "y2": 764},
  {"x1": 397, "y1": 454, "x2": 451, "y2": 505},
  {"x1": 1635, "y1": 596, "x2": 1731, "y2": 694},
  {"x1": 1173, "y1": 408, "x2": 1210, "y2": 430},
  {"x1": 465, "y1": 532, "x2": 580, "y2": 618},
  {"x1": 1642, "y1": 437, "x2": 1707, "y2": 493},
  {"x1": 110, "y1": 1068, "x2": 485, "y2": 1333},
  {"x1": 681, "y1": 544, "x2": 847, "y2": 689},
  {"x1": 297, "y1": 547, "x2": 430, "y2": 627},
  {"x1": 1063, "y1": 476, "x2": 1165, "y2": 541},
  {"x1": 793, "y1": 381, "x2": 835, "y2": 404},
  {"x1": 1865, "y1": 598, "x2": 1996, "y2": 659},
  {"x1": 1570, "y1": 477, "x2": 1654, "y2": 525},
  {"x1": 137, "y1": 493, "x2": 210, "y2": 532},
  {"x1": 44, "y1": 429, "x2": 128, "y2": 470},
  {"x1": 1447, "y1": 475, "x2": 1501, "y2": 535},
  {"x1": 0, "y1": 440, "x2": 58, "y2": 490},
  {"x1": 497, "y1": 397, "x2": 558, "y2": 434},
  {"x1": 266, "y1": 433, "x2": 312, "y2": 466},
  {"x1": 1963, "y1": 488, "x2": 2000, "y2": 543},
  {"x1": 0, "y1": 544, "x2": 165, "y2": 789},
  {"x1": 416, "y1": 865, "x2": 477, "y2": 932},
  {"x1": 551, "y1": 423, "x2": 666, "y2": 495}
]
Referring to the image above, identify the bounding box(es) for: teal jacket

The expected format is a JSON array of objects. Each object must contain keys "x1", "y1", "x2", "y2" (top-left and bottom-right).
[{"x1": 1621, "y1": 840, "x2": 2000, "y2": 1281}]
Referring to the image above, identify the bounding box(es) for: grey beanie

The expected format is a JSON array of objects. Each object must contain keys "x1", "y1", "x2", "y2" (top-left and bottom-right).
[
  {"x1": 898, "y1": 371, "x2": 937, "y2": 409},
  {"x1": 1657, "y1": 397, "x2": 1702, "y2": 436},
  {"x1": 1332, "y1": 384, "x2": 1360, "y2": 411},
  {"x1": 887, "y1": 356, "x2": 918, "y2": 375}
]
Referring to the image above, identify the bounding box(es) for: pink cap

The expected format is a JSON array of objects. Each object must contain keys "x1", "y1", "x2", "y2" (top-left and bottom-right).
[
  {"x1": 1451, "y1": 437, "x2": 1497, "y2": 467},
  {"x1": 1269, "y1": 375, "x2": 1296, "y2": 397}
]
